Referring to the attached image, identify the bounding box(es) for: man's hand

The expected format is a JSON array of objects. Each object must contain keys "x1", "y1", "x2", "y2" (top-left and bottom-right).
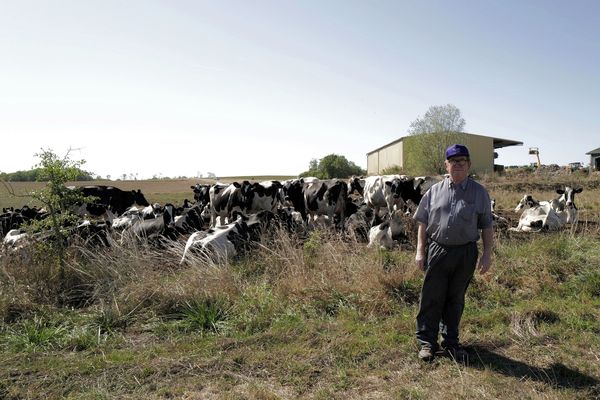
[
  {"x1": 415, "y1": 252, "x2": 425, "y2": 272},
  {"x1": 415, "y1": 223, "x2": 427, "y2": 272},
  {"x1": 478, "y1": 252, "x2": 492, "y2": 274},
  {"x1": 479, "y1": 228, "x2": 493, "y2": 275}
]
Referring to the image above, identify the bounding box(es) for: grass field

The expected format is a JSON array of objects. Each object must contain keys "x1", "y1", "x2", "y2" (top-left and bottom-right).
[{"x1": 1, "y1": 174, "x2": 599, "y2": 399}]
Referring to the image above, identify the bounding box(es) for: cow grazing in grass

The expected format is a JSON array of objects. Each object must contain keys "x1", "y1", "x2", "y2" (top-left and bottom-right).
[{"x1": 74, "y1": 186, "x2": 150, "y2": 216}]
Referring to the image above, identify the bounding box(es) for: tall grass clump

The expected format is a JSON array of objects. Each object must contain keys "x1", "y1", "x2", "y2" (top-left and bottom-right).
[
  {"x1": 242, "y1": 226, "x2": 422, "y2": 318},
  {"x1": 0, "y1": 309, "x2": 103, "y2": 352}
]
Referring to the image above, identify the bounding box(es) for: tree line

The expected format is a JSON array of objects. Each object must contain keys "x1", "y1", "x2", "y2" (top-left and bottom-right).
[{"x1": 0, "y1": 168, "x2": 94, "y2": 182}]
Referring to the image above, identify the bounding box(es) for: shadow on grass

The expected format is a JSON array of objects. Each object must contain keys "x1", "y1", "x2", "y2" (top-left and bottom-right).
[{"x1": 468, "y1": 344, "x2": 600, "y2": 394}]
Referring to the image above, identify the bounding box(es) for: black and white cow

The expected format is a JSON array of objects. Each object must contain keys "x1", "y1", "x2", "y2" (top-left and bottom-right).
[
  {"x1": 348, "y1": 176, "x2": 365, "y2": 197},
  {"x1": 387, "y1": 177, "x2": 424, "y2": 213},
  {"x1": 363, "y1": 175, "x2": 424, "y2": 223},
  {"x1": 173, "y1": 204, "x2": 205, "y2": 233},
  {"x1": 71, "y1": 220, "x2": 112, "y2": 247},
  {"x1": 2, "y1": 229, "x2": 28, "y2": 248},
  {"x1": 363, "y1": 175, "x2": 400, "y2": 218},
  {"x1": 241, "y1": 180, "x2": 283, "y2": 214},
  {"x1": 282, "y1": 179, "x2": 308, "y2": 223},
  {"x1": 208, "y1": 182, "x2": 245, "y2": 226},
  {"x1": 74, "y1": 186, "x2": 150, "y2": 216},
  {"x1": 514, "y1": 194, "x2": 548, "y2": 212},
  {"x1": 344, "y1": 203, "x2": 377, "y2": 242},
  {"x1": 111, "y1": 206, "x2": 143, "y2": 230},
  {"x1": 127, "y1": 204, "x2": 177, "y2": 241},
  {"x1": 551, "y1": 186, "x2": 583, "y2": 224},
  {"x1": 191, "y1": 184, "x2": 211, "y2": 209},
  {"x1": 180, "y1": 211, "x2": 276, "y2": 263},
  {"x1": 1, "y1": 206, "x2": 48, "y2": 238},
  {"x1": 511, "y1": 201, "x2": 563, "y2": 232},
  {"x1": 514, "y1": 186, "x2": 583, "y2": 227},
  {"x1": 368, "y1": 211, "x2": 408, "y2": 249},
  {"x1": 304, "y1": 179, "x2": 348, "y2": 228}
]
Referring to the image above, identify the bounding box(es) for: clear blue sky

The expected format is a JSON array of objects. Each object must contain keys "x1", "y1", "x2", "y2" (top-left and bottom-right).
[{"x1": 1, "y1": 0, "x2": 598, "y2": 179}]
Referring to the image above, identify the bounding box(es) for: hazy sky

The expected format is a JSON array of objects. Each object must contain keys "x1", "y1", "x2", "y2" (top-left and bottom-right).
[{"x1": 1, "y1": 0, "x2": 598, "y2": 179}]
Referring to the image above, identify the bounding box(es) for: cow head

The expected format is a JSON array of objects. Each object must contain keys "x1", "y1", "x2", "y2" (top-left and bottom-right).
[
  {"x1": 514, "y1": 194, "x2": 539, "y2": 212},
  {"x1": 348, "y1": 176, "x2": 364, "y2": 196},
  {"x1": 282, "y1": 179, "x2": 304, "y2": 203},
  {"x1": 556, "y1": 186, "x2": 583, "y2": 209},
  {"x1": 385, "y1": 179, "x2": 403, "y2": 199},
  {"x1": 325, "y1": 180, "x2": 348, "y2": 207},
  {"x1": 132, "y1": 189, "x2": 150, "y2": 207},
  {"x1": 406, "y1": 178, "x2": 424, "y2": 206},
  {"x1": 191, "y1": 184, "x2": 211, "y2": 206}
]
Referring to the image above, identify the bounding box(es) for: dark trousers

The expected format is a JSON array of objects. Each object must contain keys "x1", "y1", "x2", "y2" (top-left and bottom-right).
[{"x1": 416, "y1": 240, "x2": 478, "y2": 349}]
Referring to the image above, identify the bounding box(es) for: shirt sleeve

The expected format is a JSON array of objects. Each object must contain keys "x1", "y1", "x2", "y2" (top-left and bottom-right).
[
  {"x1": 413, "y1": 188, "x2": 431, "y2": 225},
  {"x1": 477, "y1": 188, "x2": 493, "y2": 230}
]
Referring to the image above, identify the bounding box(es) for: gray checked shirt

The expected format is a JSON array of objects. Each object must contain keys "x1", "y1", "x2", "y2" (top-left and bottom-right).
[{"x1": 413, "y1": 176, "x2": 493, "y2": 246}]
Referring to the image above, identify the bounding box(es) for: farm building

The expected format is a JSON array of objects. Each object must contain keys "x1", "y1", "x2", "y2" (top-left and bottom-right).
[
  {"x1": 586, "y1": 147, "x2": 600, "y2": 171},
  {"x1": 366, "y1": 132, "x2": 522, "y2": 175}
]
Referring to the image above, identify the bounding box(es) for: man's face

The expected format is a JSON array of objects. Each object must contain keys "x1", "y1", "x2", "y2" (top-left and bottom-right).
[{"x1": 444, "y1": 156, "x2": 471, "y2": 182}]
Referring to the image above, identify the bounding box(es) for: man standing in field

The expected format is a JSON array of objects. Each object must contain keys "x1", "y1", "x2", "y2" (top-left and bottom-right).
[{"x1": 413, "y1": 144, "x2": 494, "y2": 362}]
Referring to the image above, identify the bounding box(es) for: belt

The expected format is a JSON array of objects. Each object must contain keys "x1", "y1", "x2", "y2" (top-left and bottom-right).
[{"x1": 429, "y1": 239, "x2": 475, "y2": 249}]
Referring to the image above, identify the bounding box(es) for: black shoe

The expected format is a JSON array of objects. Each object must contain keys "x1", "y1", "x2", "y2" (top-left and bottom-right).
[
  {"x1": 418, "y1": 346, "x2": 435, "y2": 362},
  {"x1": 443, "y1": 344, "x2": 468, "y2": 361}
]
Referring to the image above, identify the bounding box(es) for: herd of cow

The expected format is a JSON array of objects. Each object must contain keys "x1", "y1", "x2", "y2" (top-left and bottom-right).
[{"x1": 0, "y1": 177, "x2": 585, "y2": 263}]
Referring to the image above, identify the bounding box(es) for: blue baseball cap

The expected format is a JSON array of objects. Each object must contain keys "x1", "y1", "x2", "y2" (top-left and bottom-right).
[{"x1": 445, "y1": 144, "x2": 470, "y2": 159}]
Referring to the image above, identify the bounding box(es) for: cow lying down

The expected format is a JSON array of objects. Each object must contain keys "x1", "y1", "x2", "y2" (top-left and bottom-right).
[
  {"x1": 180, "y1": 211, "x2": 275, "y2": 264},
  {"x1": 511, "y1": 187, "x2": 583, "y2": 232},
  {"x1": 510, "y1": 196, "x2": 563, "y2": 232},
  {"x1": 367, "y1": 211, "x2": 409, "y2": 249}
]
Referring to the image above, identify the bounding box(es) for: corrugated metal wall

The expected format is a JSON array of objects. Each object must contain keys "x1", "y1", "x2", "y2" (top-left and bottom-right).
[{"x1": 367, "y1": 141, "x2": 403, "y2": 174}]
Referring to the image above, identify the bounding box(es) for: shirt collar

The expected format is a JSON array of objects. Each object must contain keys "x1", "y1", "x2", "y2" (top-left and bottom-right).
[{"x1": 447, "y1": 176, "x2": 469, "y2": 190}]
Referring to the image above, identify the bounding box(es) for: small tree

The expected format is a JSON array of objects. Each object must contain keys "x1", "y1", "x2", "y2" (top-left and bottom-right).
[
  {"x1": 29, "y1": 149, "x2": 88, "y2": 287},
  {"x1": 406, "y1": 104, "x2": 468, "y2": 175},
  {"x1": 300, "y1": 154, "x2": 365, "y2": 179},
  {"x1": 408, "y1": 104, "x2": 465, "y2": 135}
]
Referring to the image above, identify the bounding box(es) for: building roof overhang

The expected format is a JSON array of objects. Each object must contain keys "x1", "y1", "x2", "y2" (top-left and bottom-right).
[
  {"x1": 366, "y1": 132, "x2": 523, "y2": 155},
  {"x1": 492, "y1": 137, "x2": 523, "y2": 149}
]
